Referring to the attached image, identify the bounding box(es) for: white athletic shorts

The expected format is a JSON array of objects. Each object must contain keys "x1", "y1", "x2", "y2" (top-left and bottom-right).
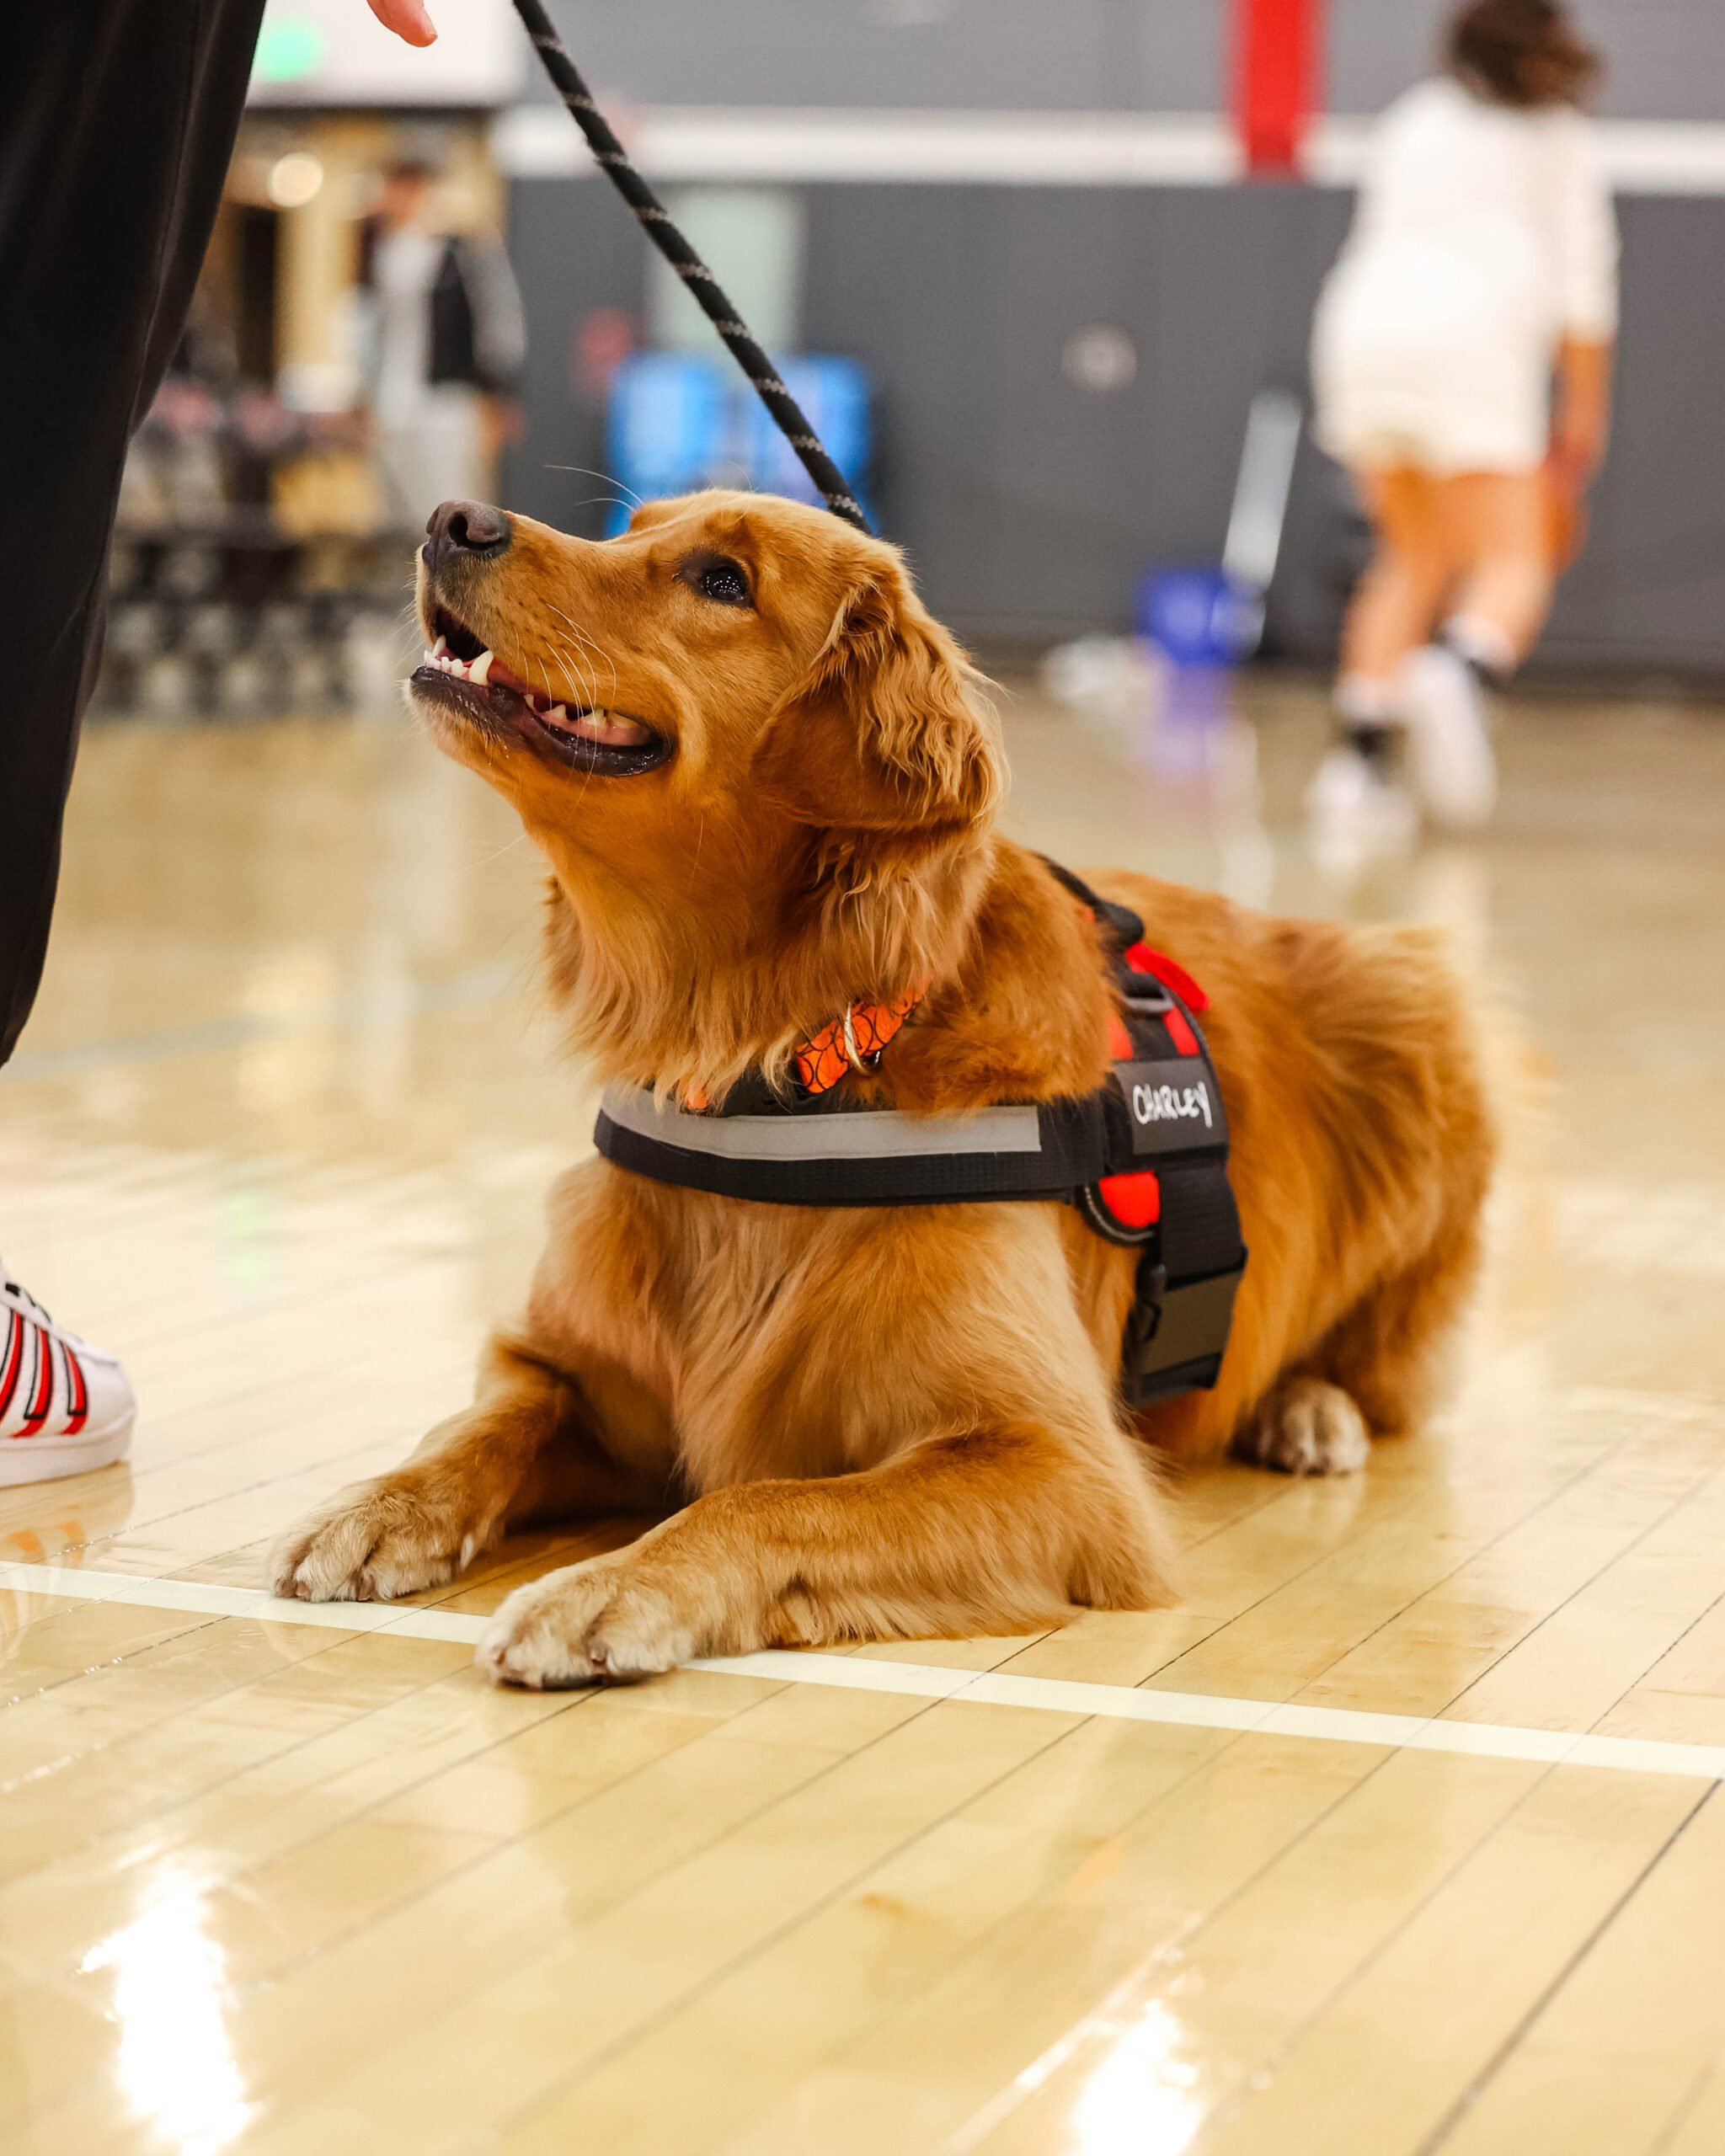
[{"x1": 1311, "y1": 255, "x2": 1551, "y2": 477}]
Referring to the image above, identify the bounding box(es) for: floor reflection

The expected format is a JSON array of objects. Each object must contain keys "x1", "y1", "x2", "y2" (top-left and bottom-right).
[
  {"x1": 80, "y1": 1876, "x2": 250, "y2": 2156},
  {"x1": 1066, "y1": 1993, "x2": 1204, "y2": 2156}
]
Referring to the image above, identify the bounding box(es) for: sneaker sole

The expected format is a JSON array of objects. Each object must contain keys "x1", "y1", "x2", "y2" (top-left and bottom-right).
[{"x1": 0, "y1": 1411, "x2": 134, "y2": 1488}]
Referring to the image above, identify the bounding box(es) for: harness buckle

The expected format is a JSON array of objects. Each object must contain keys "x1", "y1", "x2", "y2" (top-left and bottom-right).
[{"x1": 1124, "y1": 1263, "x2": 1167, "y2": 1357}]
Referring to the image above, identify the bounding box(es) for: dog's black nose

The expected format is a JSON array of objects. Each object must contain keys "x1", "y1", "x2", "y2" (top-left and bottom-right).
[{"x1": 423, "y1": 499, "x2": 511, "y2": 576}]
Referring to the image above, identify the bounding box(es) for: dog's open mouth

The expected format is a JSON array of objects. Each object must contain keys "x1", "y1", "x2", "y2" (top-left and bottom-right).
[{"x1": 409, "y1": 606, "x2": 671, "y2": 776}]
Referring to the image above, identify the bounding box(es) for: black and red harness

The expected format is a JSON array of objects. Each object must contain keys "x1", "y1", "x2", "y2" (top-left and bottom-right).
[{"x1": 594, "y1": 865, "x2": 1247, "y2": 1408}]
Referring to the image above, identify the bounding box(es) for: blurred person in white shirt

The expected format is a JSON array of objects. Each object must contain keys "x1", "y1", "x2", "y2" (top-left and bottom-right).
[{"x1": 1306, "y1": 0, "x2": 1617, "y2": 848}]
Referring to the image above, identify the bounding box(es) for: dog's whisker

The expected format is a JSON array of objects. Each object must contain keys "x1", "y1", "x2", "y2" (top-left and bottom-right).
[
  {"x1": 543, "y1": 463, "x2": 645, "y2": 511},
  {"x1": 547, "y1": 604, "x2": 620, "y2": 703},
  {"x1": 555, "y1": 629, "x2": 611, "y2": 713},
  {"x1": 560, "y1": 621, "x2": 611, "y2": 703},
  {"x1": 542, "y1": 622, "x2": 595, "y2": 705},
  {"x1": 547, "y1": 631, "x2": 600, "y2": 715},
  {"x1": 538, "y1": 631, "x2": 579, "y2": 700},
  {"x1": 686, "y1": 808, "x2": 708, "y2": 894},
  {"x1": 521, "y1": 622, "x2": 598, "y2": 714}
]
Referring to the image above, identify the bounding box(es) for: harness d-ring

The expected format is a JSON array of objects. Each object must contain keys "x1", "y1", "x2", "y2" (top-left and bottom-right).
[{"x1": 841, "y1": 1006, "x2": 870, "y2": 1074}]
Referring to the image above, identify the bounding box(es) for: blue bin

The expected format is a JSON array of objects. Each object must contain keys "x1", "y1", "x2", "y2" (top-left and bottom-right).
[
  {"x1": 1135, "y1": 567, "x2": 1262, "y2": 668},
  {"x1": 605, "y1": 352, "x2": 872, "y2": 535}
]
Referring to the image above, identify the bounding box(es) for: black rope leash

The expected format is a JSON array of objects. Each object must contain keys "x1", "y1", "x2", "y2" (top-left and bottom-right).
[{"x1": 509, "y1": 0, "x2": 871, "y2": 535}]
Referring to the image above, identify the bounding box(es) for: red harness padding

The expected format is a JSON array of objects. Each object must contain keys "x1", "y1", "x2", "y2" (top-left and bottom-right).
[{"x1": 1090, "y1": 943, "x2": 1211, "y2": 1240}]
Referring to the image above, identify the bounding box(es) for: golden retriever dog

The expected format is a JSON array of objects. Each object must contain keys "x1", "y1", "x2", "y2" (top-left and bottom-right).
[{"x1": 270, "y1": 490, "x2": 1495, "y2": 1685}]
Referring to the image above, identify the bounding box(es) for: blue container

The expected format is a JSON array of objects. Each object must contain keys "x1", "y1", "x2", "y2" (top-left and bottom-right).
[
  {"x1": 1134, "y1": 567, "x2": 1262, "y2": 668},
  {"x1": 605, "y1": 352, "x2": 872, "y2": 535},
  {"x1": 603, "y1": 352, "x2": 729, "y2": 514}
]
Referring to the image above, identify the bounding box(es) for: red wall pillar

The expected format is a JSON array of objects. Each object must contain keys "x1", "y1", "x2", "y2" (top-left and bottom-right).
[{"x1": 1232, "y1": 0, "x2": 1325, "y2": 178}]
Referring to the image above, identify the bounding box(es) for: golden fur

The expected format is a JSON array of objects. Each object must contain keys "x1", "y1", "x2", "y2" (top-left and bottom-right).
[{"x1": 270, "y1": 491, "x2": 1496, "y2": 1686}]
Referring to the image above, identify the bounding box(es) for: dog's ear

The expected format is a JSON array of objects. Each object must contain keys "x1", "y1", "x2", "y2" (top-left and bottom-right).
[{"x1": 752, "y1": 560, "x2": 1003, "y2": 834}]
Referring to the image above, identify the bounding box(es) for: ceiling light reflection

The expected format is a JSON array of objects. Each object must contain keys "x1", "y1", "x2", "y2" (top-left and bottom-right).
[
  {"x1": 80, "y1": 1878, "x2": 250, "y2": 2156},
  {"x1": 1069, "y1": 1997, "x2": 1204, "y2": 2156}
]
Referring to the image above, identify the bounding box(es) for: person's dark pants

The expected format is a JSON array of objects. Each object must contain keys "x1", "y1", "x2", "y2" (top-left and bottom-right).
[{"x1": 1, "y1": 0, "x2": 265, "y2": 1065}]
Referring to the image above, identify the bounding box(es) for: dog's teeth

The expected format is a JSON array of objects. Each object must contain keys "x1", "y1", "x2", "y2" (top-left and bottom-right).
[
  {"x1": 431, "y1": 635, "x2": 447, "y2": 659},
  {"x1": 421, "y1": 647, "x2": 435, "y2": 665},
  {"x1": 547, "y1": 703, "x2": 569, "y2": 722},
  {"x1": 468, "y1": 649, "x2": 494, "y2": 686}
]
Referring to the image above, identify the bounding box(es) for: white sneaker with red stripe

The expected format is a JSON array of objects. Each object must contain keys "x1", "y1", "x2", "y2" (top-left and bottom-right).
[{"x1": 0, "y1": 1263, "x2": 135, "y2": 1486}]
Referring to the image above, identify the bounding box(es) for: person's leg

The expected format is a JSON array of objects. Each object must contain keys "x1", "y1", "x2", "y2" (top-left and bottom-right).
[
  {"x1": 1439, "y1": 469, "x2": 1554, "y2": 674},
  {"x1": 1309, "y1": 468, "x2": 1455, "y2": 857},
  {"x1": 1339, "y1": 467, "x2": 1458, "y2": 686},
  {"x1": 1393, "y1": 469, "x2": 1548, "y2": 831},
  {"x1": 1, "y1": 0, "x2": 264, "y2": 1485},
  {"x1": 0, "y1": 0, "x2": 266, "y2": 1067}
]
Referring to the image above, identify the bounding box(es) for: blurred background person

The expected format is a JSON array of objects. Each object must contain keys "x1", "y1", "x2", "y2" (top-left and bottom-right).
[
  {"x1": 1306, "y1": 0, "x2": 1617, "y2": 849},
  {"x1": 354, "y1": 157, "x2": 526, "y2": 529}
]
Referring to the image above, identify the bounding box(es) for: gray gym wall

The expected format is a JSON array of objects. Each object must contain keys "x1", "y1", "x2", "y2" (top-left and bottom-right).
[
  {"x1": 500, "y1": 1, "x2": 1725, "y2": 677},
  {"x1": 505, "y1": 1, "x2": 1718, "y2": 122}
]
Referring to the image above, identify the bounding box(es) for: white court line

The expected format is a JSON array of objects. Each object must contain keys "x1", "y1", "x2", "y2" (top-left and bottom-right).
[{"x1": 5, "y1": 1561, "x2": 1722, "y2": 1783}]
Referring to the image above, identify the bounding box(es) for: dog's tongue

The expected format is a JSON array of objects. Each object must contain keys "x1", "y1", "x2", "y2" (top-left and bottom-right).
[
  {"x1": 483, "y1": 654, "x2": 534, "y2": 697},
  {"x1": 539, "y1": 707, "x2": 654, "y2": 747}
]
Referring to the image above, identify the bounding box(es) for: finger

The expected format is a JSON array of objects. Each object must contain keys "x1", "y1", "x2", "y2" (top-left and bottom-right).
[{"x1": 366, "y1": 0, "x2": 438, "y2": 46}]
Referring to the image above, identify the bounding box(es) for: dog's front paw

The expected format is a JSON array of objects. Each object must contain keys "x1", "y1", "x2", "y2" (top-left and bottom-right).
[
  {"x1": 268, "y1": 1472, "x2": 492, "y2": 1603},
  {"x1": 1236, "y1": 1378, "x2": 1371, "y2": 1476},
  {"x1": 477, "y1": 1553, "x2": 702, "y2": 1689}
]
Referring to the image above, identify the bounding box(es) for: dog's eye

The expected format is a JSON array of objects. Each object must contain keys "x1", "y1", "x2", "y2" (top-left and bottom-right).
[{"x1": 697, "y1": 561, "x2": 750, "y2": 606}]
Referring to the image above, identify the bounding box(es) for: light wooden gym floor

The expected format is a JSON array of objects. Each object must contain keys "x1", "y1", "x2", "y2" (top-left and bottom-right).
[{"x1": 3, "y1": 680, "x2": 1725, "y2": 2156}]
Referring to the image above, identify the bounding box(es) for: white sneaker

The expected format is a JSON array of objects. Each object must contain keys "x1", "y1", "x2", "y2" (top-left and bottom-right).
[
  {"x1": 1400, "y1": 645, "x2": 1498, "y2": 830},
  {"x1": 0, "y1": 1263, "x2": 135, "y2": 1487},
  {"x1": 1305, "y1": 744, "x2": 1418, "y2": 869}
]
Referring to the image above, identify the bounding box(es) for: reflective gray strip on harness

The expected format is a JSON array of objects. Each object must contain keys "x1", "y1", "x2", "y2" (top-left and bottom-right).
[
  {"x1": 595, "y1": 1084, "x2": 1114, "y2": 1208},
  {"x1": 601, "y1": 1085, "x2": 1041, "y2": 1161}
]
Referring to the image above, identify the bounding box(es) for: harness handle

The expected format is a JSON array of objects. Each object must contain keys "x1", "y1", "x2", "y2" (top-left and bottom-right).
[{"x1": 509, "y1": 0, "x2": 872, "y2": 536}]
